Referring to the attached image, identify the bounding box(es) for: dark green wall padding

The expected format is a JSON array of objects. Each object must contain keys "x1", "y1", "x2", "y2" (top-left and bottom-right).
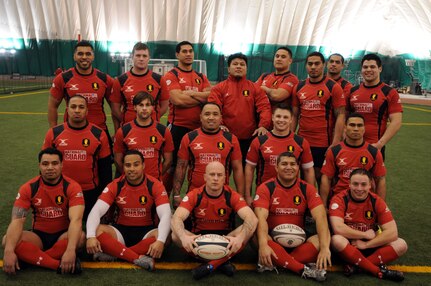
[{"x1": 0, "y1": 39, "x2": 429, "y2": 90}]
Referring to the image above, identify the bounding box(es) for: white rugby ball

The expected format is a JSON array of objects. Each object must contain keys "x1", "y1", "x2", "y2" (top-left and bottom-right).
[
  {"x1": 271, "y1": 224, "x2": 306, "y2": 248},
  {"x1": 194, "y1": 234, "x2": 230, "y2": 260}
]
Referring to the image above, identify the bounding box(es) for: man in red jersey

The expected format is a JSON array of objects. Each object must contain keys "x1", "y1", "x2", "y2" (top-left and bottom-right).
[
  {"x1": 171, "y1": 161, "x2": 257, "y2": 280},
  {"x1": 292, "y1": 51, "x2": 346, "y2": 184},
  {"x1": 3, "y1": 148, "x2": 84, "y2": 275},
  {"x1": 111, "y1": 42, "x2": 169, "y2": 125},
  {"x1": 162, "y1": 41, "x2": 212, "y2": 191},
  {"x1": 48, "y1": 40, "x2": 121, "y2": 137},
  {"x1": 114, "y1": 92, "x2": 174, "y2": 181},
  {"x1": 245, "y1": 104, "x2": 315, "y2": 206},
  {"x1": 346, "y1": 54, "x2": 403, "y2": 158},
  {"x1": 329, "y1": 169, "x2": 407, "y2": 281},
  {"x1": 256, "y1": 47, "x2": 299, "y2": 109},
  {"x1": 208, "y1": 53, "x2": 271, "y2": 163},
  {"x1": 253, "y1": 152, "x2": 331, "y2": 281},
  {"x1": 172, "y1": 103, "x2": 244, "y2": 207},
  {"x1": 43, "y1": 95, "x2": 112, "y2": 220},
  {"x1": 326, "y1": 53, "x2": 353, "y2": 97},
  {"x1": 321, "y1": 113, "x2": 386, "y2": 207},
  {"x1": 86, "y1": 150, "x2": 171, "y2": 271}
]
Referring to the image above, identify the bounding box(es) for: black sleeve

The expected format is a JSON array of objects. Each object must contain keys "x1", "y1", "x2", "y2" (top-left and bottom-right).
[{"x1": 98, "y1": 156, "x2": 113, "y2": 189}]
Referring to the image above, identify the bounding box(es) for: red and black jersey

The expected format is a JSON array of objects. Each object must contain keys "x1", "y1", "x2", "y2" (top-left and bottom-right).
[
  {"x1": 98, "y1": 175, "x2": 169, "y2": 227},
  {"x1": 42, "y1": 122, "x2": 111, "y2": 191},
  {"x1": 329, "y1": 190, "x2": 393, "y2": 232},
  {"x1": 334, "y1": 77, "x2": 353, "y2": 102},
  {"x1": 177, "y1": 128, "x2": 242, "y2": 190},
  {"x1": 111, "y1": 69, "x2": 169, "y2": 124},
  {"x1": 255, "y1": 71, "x2": 299, "y2": 107},
  {"x1": 208, "y1": 76, "x2": 271, "y2": 140},
  {"x1": 253, "y1": 178, "x2": 323, "y2": 230},
  {"x1": 246, "y1": 132, "x2": 313, "y2": 185},
  {"x1": 292, "y1": 76, "x2": 346, "y2": 147},
  {"x1": 113, "y1": 120, "x2": 174, "y2": 180},
  {"x1": 347, "y1": 82, "x2": 403, "y2": 143},
  {"x1": 163, "y1": 67, "x2": 211, "y2": 130},
  {"x1": 322, "y1": 141, "x2": 386, "y2": 196},
  {"x1": 50, "y1": 68, "x2": 114, "y2": 131},
  {"x1": 14, "y1": 175, "x2": 84, "y2": 233},
  {"x1": 179, "y1": 185, "x2": 247, "y2": 233}
]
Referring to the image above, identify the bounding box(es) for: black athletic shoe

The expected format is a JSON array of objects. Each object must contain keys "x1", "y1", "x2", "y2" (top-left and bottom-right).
[
  {"x1": 192, "y1": 263, "x2": 213, "y2": 280},
  {"x1": 343, "y1": 264, "x2": 362, "y2": 277},
  {"x1": 379, "y1": 265, "x2": 404, "y2": 282},
  {"x1": 57, "y1": 257, "x2": 82, "y2": 275},
  {"x1": 218, "y1": 261, "x2": 236, "y2": 277}
]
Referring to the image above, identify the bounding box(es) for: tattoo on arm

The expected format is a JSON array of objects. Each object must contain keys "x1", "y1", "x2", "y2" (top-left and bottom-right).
[
  {"x1": 172, "y1": 159, "x2": 188, "y2": 195},
  {"x1": 12, "y1": 207, "x2": 28, "y2": 219}
]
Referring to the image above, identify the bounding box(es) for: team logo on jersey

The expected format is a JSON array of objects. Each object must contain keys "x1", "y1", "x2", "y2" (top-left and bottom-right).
[
  {"x1": 92, "y1": 82, "x2": 99, "y2": 90},
  {"x1": 360, "y1": 156, "x2": 368, "y2": 165},
  {"x1": 317, "y1": 90, "x2": 324, "y2": 98},
  {"x1": 299, "y1": 92, "x2": 307, "y2": 99},
  {"x1": 193, "y1": 143, "x2": 203, "y2": 150},
  {"x1": 146, "y1": 84, "x2": 154, "y2": 92},
  {"x1": 264, "y1": 146, "x2": 273, "y2": 153},
  {"x1": 125, "y1": 85, "x2": 134, "y2": 92},
  {"x1": 197, "y1": 208, "x2": 206, "y2": 216},
  {"x1": 59, "y1": 139, "x2": 68, "y2": 146},
  {"x1": 365, "y1": 210, "x2": 374, "y2": 220},
  {"x1": 82, "y1": 138, "x2": 90, "y2": 147},
  {"x1": 217, "y1": 142, "x2": 225, "y2": 150},
  {"x1": 370, "y1": 93, "x2": 378, "y2": 101},
  {"x1": 139, "y1": 195, "x2": 147, "y2": 205},
  {"x1": 272, "y1": 80, "x2": 278, "y2": 87},
  {"x1": 128, "y1": 137, "x2": 138, "y2": 145},
  {"x1": 338, "y1": 158, "x2": 347, "y2": 166},
  {"x1": 287, "y1": 145, "x2": 295, "y2": 153},
  {"x1": 55, "y1": 195, "x2": 64, "y2": 205},
  {"x1": 272, "y1": 197, "x2": 280, "y2": 205},
  {"x1": 117, "y1": 196, "x2": 127, "y2": 204},
  {"x1": 179, "y1": 77, "x2": 186, "y2": 84},
  {"x1": 195, "y1": 78, "x2": 201, "y2": 84},
  {"x1": 34, "y1": 198, "x2": 42, "y2": 206},
  {"x1": 242, "y1": 90, "x2": 250, "y2": 97},
  {"x1": 70, "y1": 84, "x2": 79, "y2": 91},
  {"x1": 218, "y1": 208, "x2": 227, "y2": 217},
  {"x1": 351, "y1": 94, "x2": 359, "y2": 101},
  {"x1": 293, "y1": 195, "x2": 301, "y2": 205},
  {"x1": 150, "y1": 136, "x2": 158, "y2": 144}
]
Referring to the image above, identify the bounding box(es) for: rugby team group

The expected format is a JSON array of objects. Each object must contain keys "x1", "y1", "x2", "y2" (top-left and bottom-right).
[{"x1": 2, "y1": 40, "x2": 407, "y2": 282}]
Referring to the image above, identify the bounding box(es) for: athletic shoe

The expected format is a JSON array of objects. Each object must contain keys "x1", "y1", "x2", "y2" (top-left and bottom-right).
[
  {"x1": 192, "y1": 263, "x2": 213, "y2": 280},
  {"x1": 301, "y1": 263, "x2": 326, "y2": 282},
  {"x1": 93, "y1": 252, "x2": 117, "y2": 262},
  {"x1": 343, "y1": 263, "x2": 361, "y2": 276},
  {"x1": 379, "y1": 265, "x2": 404, "y2": 282},
  {"x1": 257, "y1": 264, "x2": 279, "y2": 274},
  {"x1": 133, "y1": 255, "x2": 155, "y2": 271},
  {"x1": 218, "y1": 261, "x2": 236, "y2": 277},
  {"x1": 57, "y1": 257, "x2": 82, "y2": 275}
]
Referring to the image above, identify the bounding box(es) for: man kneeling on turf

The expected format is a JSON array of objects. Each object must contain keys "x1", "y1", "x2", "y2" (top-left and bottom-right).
[
  {"x1": 329, "y1": 168, "x2": 407, "y2": 281},
  {"x1": 171, "y1": 161, "x2": 258, "y2": 280},
  {"x1": 3, "y1": 148, "x2": 85, "y2": 275},
  {"x1": 253, "y1": 152, "x2": 331, "y2": 281},
  {"x1": 86, "y1": 150, "x2": 171, "y2": 271}
]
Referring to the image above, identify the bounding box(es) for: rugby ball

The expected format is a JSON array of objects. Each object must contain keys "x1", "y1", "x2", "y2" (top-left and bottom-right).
[
  {"x1": 194, "y1": 234, "x2": 230, "y2": 260},
  {"x1": 271, "y1": 224, "x2": 306, "y2": 248}
]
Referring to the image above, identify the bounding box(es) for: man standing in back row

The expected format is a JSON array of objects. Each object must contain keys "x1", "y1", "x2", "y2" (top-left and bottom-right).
[
  {"x1": 346, "y1": 54, "x2": 403, "y2": 158},
  {"x1": 326, "y1": 53, "x2": 353, "y2": 97}
]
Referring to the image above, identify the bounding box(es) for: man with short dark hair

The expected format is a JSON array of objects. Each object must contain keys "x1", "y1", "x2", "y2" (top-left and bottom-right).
[
  {"x1": 111, "y1": 42, "x2": 169, "y2": 125},
  {"x1": 113, "y1": 91, "x2": 174, "y2": 181},
  {"x1": 346, "y1": 53, "x2": 403, "y2": 158},
  {"x1": 43, "y1": 95, "x2": 112, "y2": 220},
  {"x1": 327, "y1": 53, "x2": 353, "y2": 97},
  {"x1": 3, "y1": 148, "x2": 84, "y2": 275},
  {"x1": 320, "y1": 112, "x2": 386, "y2": 207},
  {"x1": 171, "y1": 161, "x2": 257, "y2": 280},
  {"x1": 49, "y1": 40, "x2": 121, "y2": 138},
  {"x1": 256, "y1": 47, "x2": 299, "y2": 108},
  {"x1": 329, "y1": 169, "x2": 407, "y2": 281},
  {"x1": 208, "y1": 53, "x2": 272, "y2": 163},
  {"x1": 172, "y1": 102, "x2": 244, "y2": 207},
  {"x1": 86, "y1": 150, "x2": 171, "y2": 271},
  {"x1": 292, "y1": 51, "x2": 346, "y2": 184},
  {"x1": 253, "y1": 152, "x2": 331, "y2": 281}
]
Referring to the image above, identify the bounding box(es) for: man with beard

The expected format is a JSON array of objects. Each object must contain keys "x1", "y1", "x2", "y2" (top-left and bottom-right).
[
  {"x1": 292, "y1": 51, "x2": 346, "y2": 184},
  {"x1": 172, "y1": 103, "x2": 243, "y2": 207},
  {"x1": 43, "y1": 95, "x2": 112, "y2": 221},
  {"x1": 113, "y1": 92, "x2": 174, "y2": 181}
]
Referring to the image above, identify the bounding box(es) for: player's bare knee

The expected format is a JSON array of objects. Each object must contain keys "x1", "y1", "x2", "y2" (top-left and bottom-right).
[
  {"x1": 1, "y1": 235, "x2": 6, "y2": 248},
  {"x1": 95, "y1": 224, "x2": 111, "y2": 236},
  {"x1": 391, "y1": 238, "x2": 408, "y2": 256},
  {"x1": 331, "y1": 234, "x2": 348, "y2": 251}
]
